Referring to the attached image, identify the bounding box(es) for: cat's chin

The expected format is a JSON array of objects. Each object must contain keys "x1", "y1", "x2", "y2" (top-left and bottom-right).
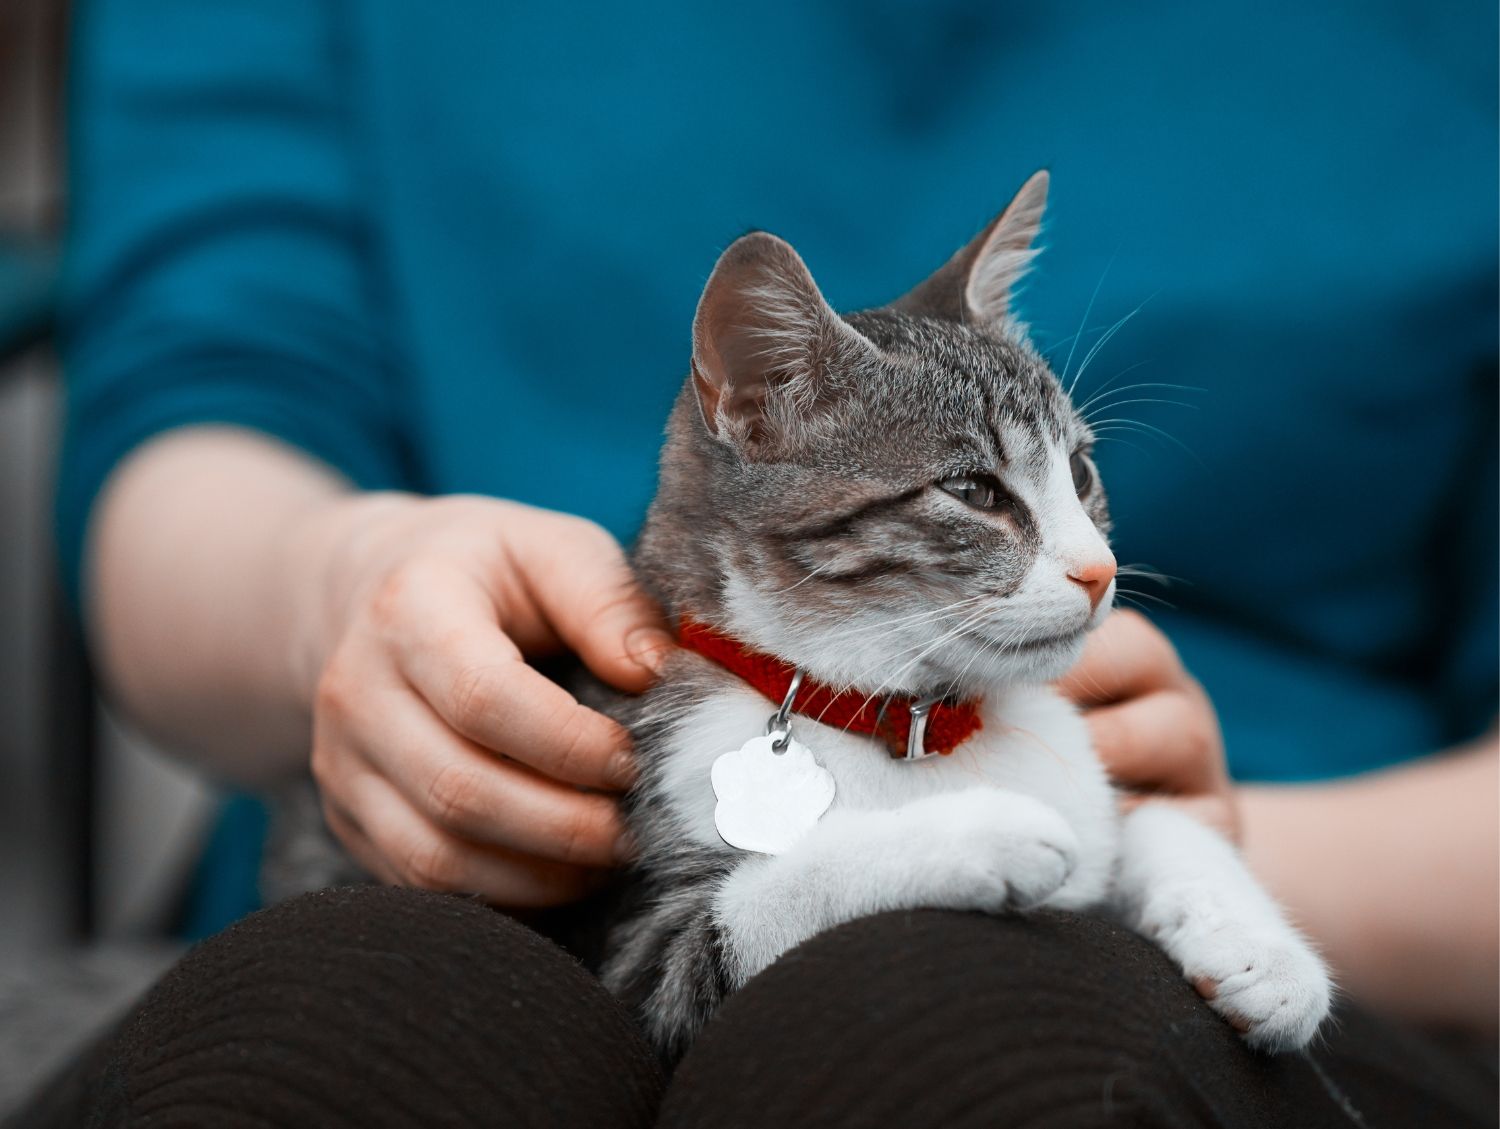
[{"x1": 937, "y1": 628, "x2": 1089, "y2": 692}]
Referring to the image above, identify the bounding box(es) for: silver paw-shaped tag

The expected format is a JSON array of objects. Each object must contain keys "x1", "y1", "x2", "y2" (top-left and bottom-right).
[{"x1": 711, "y1": 734, "x2": 835, "y2": 855}]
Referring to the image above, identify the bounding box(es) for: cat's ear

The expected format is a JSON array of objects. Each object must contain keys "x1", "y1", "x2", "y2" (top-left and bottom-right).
[
  {"x1": 692, "y1": 231, "x2": 875, "y2": 450},
  {"x1": 893, "y1": 169, "x2": 1049, "y2": 329}
]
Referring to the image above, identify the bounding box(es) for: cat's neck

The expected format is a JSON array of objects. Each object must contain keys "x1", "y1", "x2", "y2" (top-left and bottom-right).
[{"x1": 632, "y1": 388, "x2": 1004, "y2": 704}]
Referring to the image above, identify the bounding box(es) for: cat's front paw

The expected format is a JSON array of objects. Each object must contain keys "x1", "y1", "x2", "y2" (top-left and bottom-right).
[
  {"x1": 904, "y1": 789, "x2": 1080, "y2": 913},
  {"x1": 1190, "y1": 934, "x2": 1331, "y2": 1053},
  {"x1": 1145, "y1": 891, "x2": 1332, "y2": 1052}
]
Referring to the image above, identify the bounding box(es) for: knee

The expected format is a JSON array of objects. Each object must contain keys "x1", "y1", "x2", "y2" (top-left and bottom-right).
[
  {"x1": 661, "y1": 910, "x2": 1233, "y2": 1129},
  {"x1": 731, "y1": 908, "x2": 1206, "y2": 1046},
  {"x1": 102, "y1": 886, "x2": 662, "y2": 1127}
]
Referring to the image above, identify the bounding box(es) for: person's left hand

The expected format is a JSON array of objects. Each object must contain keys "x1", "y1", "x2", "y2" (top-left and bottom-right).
[{"x1": 1055, "y1": 609, "x2": 1239, "y2": 841}]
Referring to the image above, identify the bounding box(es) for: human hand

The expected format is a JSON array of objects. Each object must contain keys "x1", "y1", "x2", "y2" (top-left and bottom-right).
[
  {"x1": 293, "y1": 494, "x2": 674, "y2": 906},
  {"x1": 1055, "y1": 609, "x2": 1238, "y2": 841}
]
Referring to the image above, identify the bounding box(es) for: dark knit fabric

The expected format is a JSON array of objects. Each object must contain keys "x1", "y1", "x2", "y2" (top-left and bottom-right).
[
  {"x1": 662, "y1": 910, "x2": 1498, "y2": 1128},
  {"x1": 12, "y1": 890, "x2": 1496, "y2": 1128},
  {"x1": 79, "y1": 887, "x2": 662, "y2": 1129}
]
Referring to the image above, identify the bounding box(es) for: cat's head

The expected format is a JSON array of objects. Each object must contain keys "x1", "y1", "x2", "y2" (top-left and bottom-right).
[{"x1": 646, "y1": 171, "x2": 1115, "y2": 696}]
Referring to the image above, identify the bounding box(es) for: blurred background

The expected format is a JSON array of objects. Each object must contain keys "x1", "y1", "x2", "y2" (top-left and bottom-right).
[
  {"x1": 0, "y1": 0, "x2": 209, "y2": 1109},
  {"x1": 0, "y1": 0, "x2": 1494, "y2": 1117}
]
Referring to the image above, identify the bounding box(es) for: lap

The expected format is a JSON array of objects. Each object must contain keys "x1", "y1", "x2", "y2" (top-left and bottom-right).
[
  {"x1": 30, "y1": 885, "x2": 661, "y2": 1129},
  {"x1": 662, "y1": 909, "x2": 1498, "y2": 1129},
  {"x1": 21, "y1": 891, "x2": 1493, "y2": 1129}
]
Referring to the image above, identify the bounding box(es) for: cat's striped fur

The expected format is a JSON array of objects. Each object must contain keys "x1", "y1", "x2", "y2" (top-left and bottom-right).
[{"x1": 601, "y1": 173, "x2": 1331, "y2": 1063}]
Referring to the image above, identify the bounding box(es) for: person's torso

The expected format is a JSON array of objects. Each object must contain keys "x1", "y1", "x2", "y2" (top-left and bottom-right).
[{"x1": 344, "y1": 0, "x2": 1498, "y2": 778}]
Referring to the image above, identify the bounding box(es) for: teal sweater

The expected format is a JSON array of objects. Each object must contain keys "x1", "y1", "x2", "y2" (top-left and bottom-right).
[{"x1": 62, "y1": 0, "x2": 1497, "y2": 788}]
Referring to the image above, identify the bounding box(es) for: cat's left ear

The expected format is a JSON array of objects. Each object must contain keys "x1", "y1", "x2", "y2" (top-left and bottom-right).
[
  {"x1": 692, "y1": 231, "x2": 877, "y2": 454},
  {"x1": 893, "y1": 169, "x2": 1049, "y2": 330}
]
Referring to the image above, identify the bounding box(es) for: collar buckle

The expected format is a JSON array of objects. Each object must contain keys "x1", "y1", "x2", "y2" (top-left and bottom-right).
[{"x1": 904, "y1": 696, "x2": 945, "y2": 760}]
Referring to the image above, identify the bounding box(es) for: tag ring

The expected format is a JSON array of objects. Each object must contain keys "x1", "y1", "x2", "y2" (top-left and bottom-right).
[
  {"x1": 905, "y1": 694, "x2": 944, "y2": 760},
  {"x1": 765, "y1": 668, "x2": 805, "y2": 751}
]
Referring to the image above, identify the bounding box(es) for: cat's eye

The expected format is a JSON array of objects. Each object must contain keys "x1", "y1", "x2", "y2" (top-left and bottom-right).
[
  {"x1": 1070, "y1": 452, "x2": 1095, "y2": 498},
  {"x1": 938, "y1": 474, "x2": 1007, "y2": 511}
]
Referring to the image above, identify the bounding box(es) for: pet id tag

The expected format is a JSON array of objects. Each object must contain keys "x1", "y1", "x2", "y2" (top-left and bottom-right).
[{"x1": 711, "y1": 734, "x2": 835, "y2": 855}]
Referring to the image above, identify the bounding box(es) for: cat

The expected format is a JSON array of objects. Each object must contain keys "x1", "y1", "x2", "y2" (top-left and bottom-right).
[{"x1": 600, "y1": 171, "x2": 1332, "y2": 1063}]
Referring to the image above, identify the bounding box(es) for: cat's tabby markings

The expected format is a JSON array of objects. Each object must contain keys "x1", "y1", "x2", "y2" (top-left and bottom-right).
[{"x1": 600, "y1": 171, "x2": 1331, "y2": 1063}]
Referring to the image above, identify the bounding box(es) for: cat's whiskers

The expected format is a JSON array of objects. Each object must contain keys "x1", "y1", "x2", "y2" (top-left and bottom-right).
[
  {"x1": 1090, "y1": 432, "x2": 1153, "y2": 458},
  {"x1": 1114, "y1": 587, "x2": 1177, "y2": 611},
  {"x1": 1073, "y1": 377, "x2": 1200, "y2": 419},
  {"x1": 787, "y1": 591, "x2": 994, "y2": 653},
  {"x1": 1068, "y1": 294, "x2": 1156, "y2": 393},
  {"x1": 1061, "y1": 249, "x2": 1117, "y2": 395},
  {"x1": 1086, "y1": 417, "x2": 1203, "y2": 466},
  {"x1": 806, "y1": 606, "x2": 984, "y2": 726},
  {"x1": 939, "y1": 612, "x2": 1032, "y2": 699},
  {"x1": 1115, "y1": 563, "x2": 1183, "y2": 589},
  {"x1": 1081, "y1": 395, "x2": 1198, "y2": 426},
  {"x1": 800, "y1": 597, "x2": 992, "y2": 722},
  {"x1": 826, "y1": 601, "x2": 1002, "y2": 727}
]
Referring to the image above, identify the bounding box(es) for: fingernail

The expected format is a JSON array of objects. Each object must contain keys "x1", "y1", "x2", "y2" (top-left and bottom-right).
[
  {"x1": 625, "y1": 627, "x2": 674, "y2": 678},
  {"x1": 614, "y1": 827, "x2": 639, "y2": 863}
]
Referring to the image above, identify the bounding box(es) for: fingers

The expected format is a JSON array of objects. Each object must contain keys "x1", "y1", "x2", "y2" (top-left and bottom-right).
[
  {"x1": 1087, "y1": 687, "x2": 1220, "y2": 794},
  {"x1": 420, "y1": 648, "x2": 637, "y2": 792},
  {"x1": 368, "y1": 685, "x2": 632, "y2": 867},
  {"x1": 505, "y1": 516, "x2": 674, "y2": 693},
  {"x1": 378, "y1": 560, "x2": 637, "y2": 791},
  {"x1": 317, "y1": 667, "x2": 632, "y2": 866},
  {"x1": 323, "y1": 776, "x2": 607, "y2": 907},
  {"x1": 1055, "y1": 609, "x2": 1185, "y2": 707}
]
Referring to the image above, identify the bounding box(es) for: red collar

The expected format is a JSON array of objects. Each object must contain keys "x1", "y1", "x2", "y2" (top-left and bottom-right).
[{"x1": 678, "y1": 620, "x2": 983, "y2": 759}]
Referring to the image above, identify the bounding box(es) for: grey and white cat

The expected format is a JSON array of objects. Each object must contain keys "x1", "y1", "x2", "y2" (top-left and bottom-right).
[{"x1": 601, "y1": 172, "x2": 1331, "y2": 1062}]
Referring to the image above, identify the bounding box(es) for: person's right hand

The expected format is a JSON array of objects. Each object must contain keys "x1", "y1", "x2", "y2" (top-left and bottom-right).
[{"x1": 292, "y1": 493, "x2": 674, "y2": 907}]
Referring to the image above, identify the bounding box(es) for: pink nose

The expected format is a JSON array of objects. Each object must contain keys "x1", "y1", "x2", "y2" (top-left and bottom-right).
[{"x1": 1068, "y1": 558, "x2": 1117, "y2": 611}]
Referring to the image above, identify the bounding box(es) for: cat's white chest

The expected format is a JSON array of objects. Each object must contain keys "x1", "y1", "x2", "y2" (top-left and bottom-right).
[{"x1": 660, "y1": 681, "x2": 1120, "y2": 879}]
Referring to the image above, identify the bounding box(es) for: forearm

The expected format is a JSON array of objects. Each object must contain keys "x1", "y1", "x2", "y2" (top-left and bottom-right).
[
  {"x1": 87, "y1": 426, "x2": 363, "y2": 782},
  {"x1": 1239, "y1": 734, "x2": 1499, "y2": 1032}
]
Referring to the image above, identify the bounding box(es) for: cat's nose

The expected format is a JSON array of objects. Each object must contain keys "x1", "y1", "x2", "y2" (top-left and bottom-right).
[{"x1": 1067, "y1": 557, "x2": 1117, "y2": 611}]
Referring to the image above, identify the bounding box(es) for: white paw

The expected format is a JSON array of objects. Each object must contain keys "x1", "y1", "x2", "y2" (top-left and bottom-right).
[
  {"x1": 903, "y1": 789, "x2": 1080, "y2": 913},
  {"x1": 1143, "y1": 889, "x2": 1332, "y2": 1052}
]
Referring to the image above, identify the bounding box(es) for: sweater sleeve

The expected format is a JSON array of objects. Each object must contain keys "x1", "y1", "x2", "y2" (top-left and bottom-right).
[{"x1": 57, "y1": 0, "x2": 414, "y2": 609}]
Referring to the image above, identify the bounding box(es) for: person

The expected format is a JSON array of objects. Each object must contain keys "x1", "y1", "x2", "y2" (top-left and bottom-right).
[{"x1": 29, "y1": 0, "x2": 1495, "y2": 1125}]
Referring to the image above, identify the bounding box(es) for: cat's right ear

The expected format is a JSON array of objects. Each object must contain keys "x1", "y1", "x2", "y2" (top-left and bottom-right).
[
  {"x1": 692, "y1": 232, "x2": 874, "y2": 453},
  {"x1": 892, "y1": 169, "x2": 1049, "y2": 330}
]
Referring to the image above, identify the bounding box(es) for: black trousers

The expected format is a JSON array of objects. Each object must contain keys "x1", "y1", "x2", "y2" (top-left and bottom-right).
[{"x1": 14, "y1": 885, "x2": 1496, "y2": 1128}]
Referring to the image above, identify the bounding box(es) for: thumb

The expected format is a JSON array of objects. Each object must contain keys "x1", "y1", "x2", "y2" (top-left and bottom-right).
[{"x1": 511, "y1": 516, "x2": 675, "y2": 692}]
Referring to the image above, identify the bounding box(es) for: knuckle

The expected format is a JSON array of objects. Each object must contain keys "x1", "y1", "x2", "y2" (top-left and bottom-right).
[
  {"x1": 1117, "y1": 608, "x2": 1184, "y2": 669},
  {"x1": 369, "y1": 557, "x2": 441, "y2": 627},
  {"x1": 551, "y1": 803, "x2": 611, "y2": 864},
  {"x1": 1165, "y1": 692, "x2": 1214, "y2": 762},
  {"x1": 546, "y1": 706, "x2": 608, "y2": 783},
  {"x1": 586, "y1": 582, "x2": 650, "y2": 629},
  {"x1": 402, "y1": 835, "x2": 465, "y2": 890},
  {"x1": 1104, "y1": 705, "x2": 1140, "y2": 758},
  {"x1": 1180, "y1": 721, "x2": 1214, "y2": 766},
  {"x1": 424, "y1": 762, "x2": 484, "y2": 831},
  {"x1": 561, "y1": 513, "x2": 613, "y2": 547},
  {"x1": 562, "y1": 517, "x2": 627, "y2": 568},
  {"x1": 446, "y1": 663, "x2": 498, "y2": 734},
  {"x1": 313, "y1": 659, "x2": 356, "y2": 723},
  {"x1": 369, "y1": 569, "x2": 413, "y2": 628}
]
